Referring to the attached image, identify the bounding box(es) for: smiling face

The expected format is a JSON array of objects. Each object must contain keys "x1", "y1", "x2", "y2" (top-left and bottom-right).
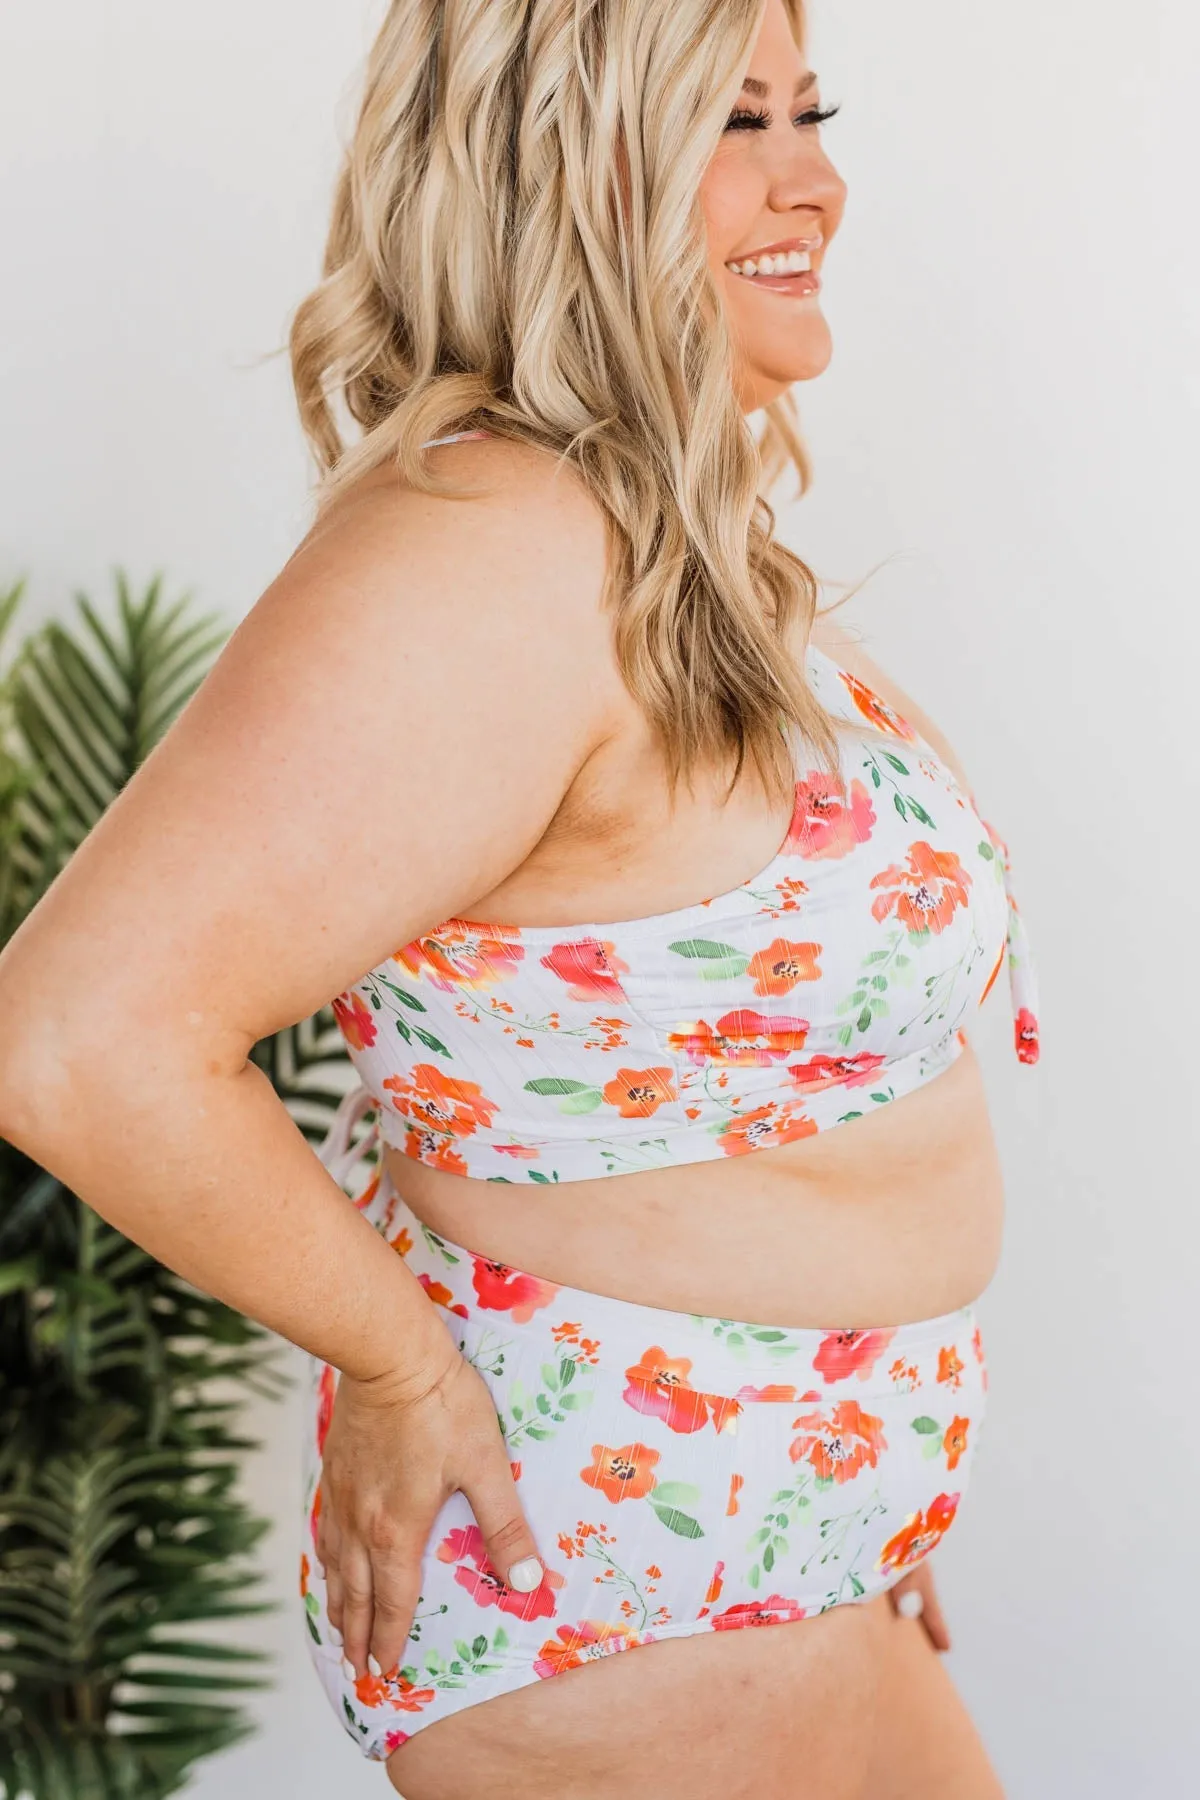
[{"x1": 700, "y1": 0, "x2": 848, "y2": 413}]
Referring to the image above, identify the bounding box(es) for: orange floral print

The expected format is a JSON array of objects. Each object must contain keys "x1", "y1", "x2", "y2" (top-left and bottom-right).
[
  {"x1": 715, "y1": 1101, "x2": 818, "y2": 1157},
  {"x1": 331, "y1": 991, "x2": 377, "y2": 1051},
  {"x1": 712, "y1": 1596, "x2": 809, "y2": 1629},
  {"x1": 812, "y1": 1328, "x2": 898, "y2": 1385},
  {"x1": 353, "y1": 1669, "x2": 437, "y2": 1713},
  {"x1": 539, "y1": 939, "x2": 630, "y2": 1001},
  {"x1": 623, "y1": 1347, "x2": 710, "y2": 1434},
  {"x1": 393, "y1": 919, "x2": 524, "y2": 992},
  {"x1": 726, "y1": 1474, "x2": 744, "y2": 1516},
  {"x1": 580, "y1": 1442, "x2": 660, "y2": 1504},
  {"x1": 837, "y1": 670, "x2": 918, "y2": 740},
  {"x1": 937, "y1": 1345, "x2": 964, "y2": 1389},
  {"x1": 868, "y1": 842, "x2": 971, "y2": 937},
  {"x1": 601, "y1": 1066, "x2": 678, "y2": 1118},
  {"x1": 745, "y1": 937, "x2": 822, "y2": 996},
  {"x1": 533, "y1": 1619, "x2": 640, "y2": 1678},
  {"x1": 943, "y1": 1416, "x2": 969, "y2": 1471},
  {"x1": 416, "y1": 1273, "x2": 470, "y2": 1319},
  {"x1": 785, "y1": 771, "x2": 877, "y2": 859},
  {"x1": 669, "y1": 1009, "x2": 810, "y2": 1067},
  {"x1": 436, "y1": 1524, "x2": 564, "y2": 1619},
  {"x1": 877, "y1": 1492, "x2": 961, "y2": 1574},
  {"x1": 382, "y1": 1063, "x2": 499, "y2": 1139},
  {"x1": 789, "y1": 1399, "x2": 888, "y2": 1483}
]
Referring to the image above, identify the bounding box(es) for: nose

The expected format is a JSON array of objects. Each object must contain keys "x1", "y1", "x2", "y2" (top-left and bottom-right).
[{"x1": 768, "y1": 135, "x2": 847, "y2": 232}]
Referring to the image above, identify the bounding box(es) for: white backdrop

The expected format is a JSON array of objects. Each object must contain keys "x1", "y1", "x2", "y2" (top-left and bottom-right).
[{"x1": 2, "y1": 3, "x2": 1198, "y2": 1795}]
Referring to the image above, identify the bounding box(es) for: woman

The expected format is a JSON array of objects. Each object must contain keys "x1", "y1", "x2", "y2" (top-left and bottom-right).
[{"x1": 0, "y1": 0, "x2": 1039, "y2": 1794}]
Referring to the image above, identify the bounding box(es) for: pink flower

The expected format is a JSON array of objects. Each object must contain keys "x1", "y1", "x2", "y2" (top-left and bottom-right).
[
  {"x1": 435, "y1": 1524, "x2": 563, "y2": 1620},
  {"x1": 811, "y1": 1327, "x2": 897, "y2": 1385},
  {"x1": 540, "y1": 939, "x2": 629, "y2": 1001},
  {"x1": 712, "y1": 1596, "x2": 808, "y2": 1629}
]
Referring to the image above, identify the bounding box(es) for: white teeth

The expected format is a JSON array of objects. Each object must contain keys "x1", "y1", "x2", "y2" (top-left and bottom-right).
[{"x1": 727, "y1": 248, "x2": 814, "y2": 279}]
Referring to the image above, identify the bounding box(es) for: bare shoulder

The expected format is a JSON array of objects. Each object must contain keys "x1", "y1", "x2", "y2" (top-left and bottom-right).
[{"x1": 808, "y1": 610, "x2": 974, "y2": 792}]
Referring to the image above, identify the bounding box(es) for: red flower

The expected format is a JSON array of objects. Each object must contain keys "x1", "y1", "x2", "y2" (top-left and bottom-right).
[
  {"x1": 331, "y1": 990, "x2": 377, "y2": 1051},
  {"x1": 471, "y1": 1256, "x2": 560, "y2": 1324},
  {"x1": 435, "y1": 1523, "x2": 563, "y2": 1619},
  {"x1": 393, "y1": 920, "x2": 524, "y2": 992},
  {"x1": 1015, "y1": 1006, "x2": 1040, "y2": 1064},
  {"x1": 876, "y1": 1493, "x2": 961, "y2": 1574},
  {"x1": 869, "y1": 842, "x2": 971, "y2": 937},
  {"x1": 785, "y1": 772, "x2": 877, "y2": 860},
  {"x1": 745, "y1": 938, "x2": 822, "y2": 996},
  {"x1": 811, "y1": 1327, "x2": 897, "y2": 1385},
  {"x1": 668, "y1": 1009, "x2": 810, "y2": 1067},
  {"x1": 712, "y1": 1596, "x2": 808, "y2": 1629},
  {"x1": 539, "y1": 939, "x2": 629, "y2": 1001},
  {"x1": 789, "y1": 1399, "x2": 888, "y2": 1484},
  {"x1": 315, "y1": 1362, "x2": 336, "y2": 1458},
  {"x1": 786, "y1": 1051, "x2": 887, "y2": 1093}
]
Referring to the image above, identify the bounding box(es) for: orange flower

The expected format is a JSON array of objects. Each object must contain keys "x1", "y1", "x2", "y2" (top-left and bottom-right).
[
  {"x1": 533, "y1": 1619, "x2": 638, "y2": 1679},
  {"x1": 668, "y1": 1009, "x2": 810, "y2": 1067},
  {"x1": 837, "y1": 670, "x2": 917, "y2": 740},
  {"x1": 876, "y1": 1493, "x2": 960, "y2": 1574},
  {"x1": 392, "y1": 920, "x2": 524, "y2": 992},
  {"x1": 353, "y1": 1669, "x2": 437, "y2": 1713},
  {"x1": 937, "y1": 1345, "x2": 964, "y2": 1388},
  {"x1": 389, "y1": 1225, "x2": 413, "y2": 1257},
  {"x1": 943, "y1": 1415, "x2": 969, "y2": 1471},
  {"x1": 416, "y1": 1273, "x2": 470, "y2": 1320},
  {"x1": 552, "y1": 1321, "x2": 583, "y2": 1342},
  {"x1": 383, "y1": 1063, "x2": 499, "y2": 1140},
  {"x1": 299, "y1": 1553, "x2": 310, "y2": 1598},
  {"x1": 812, "y1": 1327, "x2": 897, "y2": 1385},
  {"x1": 745, "y1": 938, "x2": 823, "y2": 996},
  {"x1": 716, "y1": 1100, "x2": 818, "y2": 1157},
  {"x1": 396, "y1": 1127, "x2": 469, "y2": 1174},
  {"x1": 726, "y1": 1473, "x2": 744, "y2": 1517},
  {"x1": 789, "y1": 1399, "x2": 888, "y2": 1483},
  {"x1": 580, "y1": 1442, "x2": 660, "y2": 1504},
  {"x1": 701, "y1": 1559, "x2": 726, "y2": 1611},
  {"x1": 331, "y1": 990, "x2": 377, "y2": 1051},
  {"x1": 869, "y1": 842, "x2": 971, "y2": 937},
  {"x1": 601, "y1": 1066, "x2": 678, "y2": 1118},
  {"x1": 785, "y1": 772, "x2": 877, "y2": 860},
  {"x1": 786, "y1": 1051, "x2": 887, "y2": 1093},
  {"x1": 978, "y1": 940, "x2": 1006, "y2": 1006}
]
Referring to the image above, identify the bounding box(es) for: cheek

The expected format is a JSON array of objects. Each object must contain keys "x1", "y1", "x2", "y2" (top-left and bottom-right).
[{"x1": 699, "y1": 153, "x2": 763, "y2": 263}]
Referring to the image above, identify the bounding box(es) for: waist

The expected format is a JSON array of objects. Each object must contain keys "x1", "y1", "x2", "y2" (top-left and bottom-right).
[{"x1": 379, "y1": 1044, "x2": 1005, "y2": 1327}]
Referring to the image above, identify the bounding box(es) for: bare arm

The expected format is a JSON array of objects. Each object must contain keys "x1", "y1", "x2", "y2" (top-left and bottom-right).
[{"x1": 0, "y1": 441, "x2": 612, "y2": 1672}]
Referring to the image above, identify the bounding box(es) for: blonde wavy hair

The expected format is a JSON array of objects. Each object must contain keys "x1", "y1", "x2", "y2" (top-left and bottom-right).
[{"x1": 290, "y1": 0, "x2": 845, "y2": 804}]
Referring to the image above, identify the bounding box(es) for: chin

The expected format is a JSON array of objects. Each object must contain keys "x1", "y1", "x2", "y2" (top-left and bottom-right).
[{"x1": 743, "y1": 316, "x2": 834, "y2": 400}]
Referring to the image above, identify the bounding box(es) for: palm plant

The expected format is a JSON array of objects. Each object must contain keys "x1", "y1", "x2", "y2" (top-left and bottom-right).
[{"x1": 0, "y1": 576, "x2": 360, "y2": 1800}]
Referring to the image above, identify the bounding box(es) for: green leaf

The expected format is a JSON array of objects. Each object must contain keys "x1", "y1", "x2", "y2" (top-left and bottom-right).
[
  {"x1": 648, "y1": 1503, "x2": 705, "y2": 1539},
  {"x1": 883, "y1": 754, "x2": 909, "y2": 774},
  {"x1": 471, "y1": 1634, "x2": 488, "y2": 1659},
  {"x1": 698, "y1": 956, "x2": 751, "y2": 982},
  {"x1": 910, "y1": 1416, "x2": 941, "y2": 1434},
  {"x1": 556, "y1": 1087, "x2": 604, "y2": 1115},
  {"x1": 762, "y1": 1544, "x2": 775, "y2": 1572},
  {"x1": 650, "y1": 1480, "x2": 702, "y2": 1509},
  {"x1": 893, "y1": 794, "x2": 908, "y2": 819},
  {"x1": 524, "y1": 1078, "x2": 593, "y2": 1096},
  {"x1": 667, "y1": 938, "x2": 743, "y2": 960}
]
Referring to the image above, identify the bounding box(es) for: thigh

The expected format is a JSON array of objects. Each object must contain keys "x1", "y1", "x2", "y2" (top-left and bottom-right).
[
  {"x1": 862, "y1": 1607, "x2": 1005, "y2": 1800},
  {"x1": 388, "y1": 1591, "x2": 896, "y2": 1800}
]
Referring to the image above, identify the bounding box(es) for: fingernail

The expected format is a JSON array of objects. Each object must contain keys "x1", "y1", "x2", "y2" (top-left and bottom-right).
[
  {"x1": 367, "y1": 1654, "x2": 382, "y2": 1677},
  {"x1": 507, "y1": 1556, "x2": 544, "y2": 1593},
  {"x1": 327, "y1": 1624, "x2": 343, "y2": 1646},
  {"x1": 342, "y1": 1657, "x2": 357, "y2": 1680}
]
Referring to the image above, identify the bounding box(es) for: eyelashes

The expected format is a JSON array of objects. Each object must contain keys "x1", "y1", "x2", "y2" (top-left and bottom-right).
[{"x1": 724, "y1": 102, "x2": 842, "y2": 133}]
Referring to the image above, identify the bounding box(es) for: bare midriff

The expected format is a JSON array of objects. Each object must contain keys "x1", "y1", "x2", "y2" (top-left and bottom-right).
[{"x1": 382, "y1": 1034, "x2": 1004, "y2": 1330}]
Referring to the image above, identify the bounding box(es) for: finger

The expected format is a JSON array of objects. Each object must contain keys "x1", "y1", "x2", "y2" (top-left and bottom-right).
[
  {"x1": 317, "y1": 1511, "x2": 346, "y2": 1642},
  {"x1": 367, "y1": 1538, "x2": 423, "y2": 1680},
  {"x1": 339, "y1": 1541, "x2": 375, "y2": 1679},
  {"x1": 466, "y1": 1447, "x2": 544, "y2": 1599},
  {"x1": 918, "y1": 1574, "x2": 951, "y2": 1652}
]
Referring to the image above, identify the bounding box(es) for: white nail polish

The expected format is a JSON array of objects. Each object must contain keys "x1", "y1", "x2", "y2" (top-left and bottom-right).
[
  {"x1": 327, "y1": 1624, "x2": 343, "y2": 1646},
  {"x1": 342, "y1": 1656, "x2": 357, "y2": 1680},
  {"x1": 507, "y1": 1556, "x2": 544, "y2": 1593},
  {"x1": 896, "y1": 1589, "x2": 925, "y2": 1619},
  {"x1": 368, "y1": 1654, "x2": 382, "y2": 1677}
]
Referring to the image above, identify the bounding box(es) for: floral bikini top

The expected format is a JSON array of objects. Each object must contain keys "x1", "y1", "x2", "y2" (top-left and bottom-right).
[{"x1": 325, "y1": 432, "x2": 1040, "y2": 1186}]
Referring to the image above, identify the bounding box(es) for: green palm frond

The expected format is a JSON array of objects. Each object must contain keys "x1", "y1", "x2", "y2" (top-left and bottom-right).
[{"x1": 0, "y1": 574, "x2": 357, "y2": 1797}]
